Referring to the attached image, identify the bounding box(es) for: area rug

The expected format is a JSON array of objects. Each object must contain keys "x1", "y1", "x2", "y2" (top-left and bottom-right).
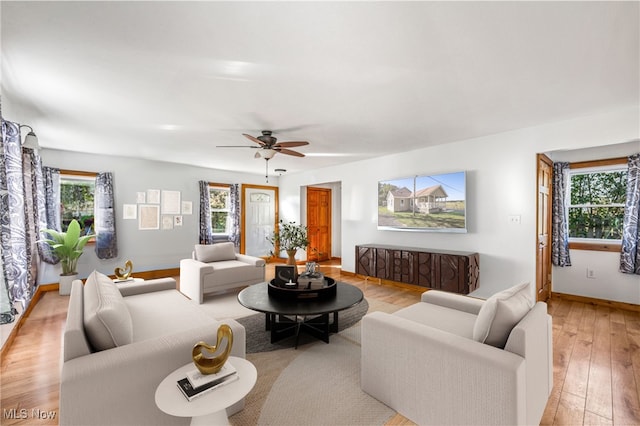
[
  {"x1": 227, "y1": 298, "x2": 402, "y2": 426},
  {"x1": 229, "y1": 325, "x2": 395, "y2": 426},
  {"x1": 235, "y1": 298, "x2": 369, "y2": 353}
]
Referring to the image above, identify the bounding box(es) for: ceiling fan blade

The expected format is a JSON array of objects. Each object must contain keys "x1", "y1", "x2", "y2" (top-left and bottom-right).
[
  {"x1": 274, "y1": 141, "x2": 309, "y2": 148},
  {"x1": 242, "y1": 133, "x2": 266, "y2": 146},
  {"x1": 278, "y1": 148, "x2": 305, "y2": 157},
  {"x1": 216, "y1": 145, "x2": 259, "y2": 148}
]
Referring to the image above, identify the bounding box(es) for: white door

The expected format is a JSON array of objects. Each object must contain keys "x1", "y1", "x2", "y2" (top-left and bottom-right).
[{"x1": 243, "y1": 186, "x2": 277, "y2": 257}]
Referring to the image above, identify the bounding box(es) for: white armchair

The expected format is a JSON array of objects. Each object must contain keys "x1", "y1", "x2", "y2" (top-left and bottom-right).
[
  {"x1": 361, "y1": 283, "x2": 552, "y2": 426},
  {"x1": 180, "y1": 242, "x2": 265, "y2": 304}
]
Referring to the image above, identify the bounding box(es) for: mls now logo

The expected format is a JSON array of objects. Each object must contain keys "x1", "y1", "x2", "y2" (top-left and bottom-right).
[{"x1": 3, "y1": 408, "x2": 57, "y2": 420}]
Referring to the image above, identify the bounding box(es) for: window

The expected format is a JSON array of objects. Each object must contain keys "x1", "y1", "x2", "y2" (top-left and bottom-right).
[
  {"x1": 60, "y1": 170, "x2": 96, "y2": 236},
  {"x1": 209, "y1": 184, "x2": 230, "y2": 234},
  {"x1": 567, "y1": 158, "x2": 627, "y2": 250}
]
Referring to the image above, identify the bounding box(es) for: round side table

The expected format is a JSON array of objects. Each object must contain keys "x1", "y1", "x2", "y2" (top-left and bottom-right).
[{"x1": 155, "y1": 356, "x2": 257, "y2": 426}]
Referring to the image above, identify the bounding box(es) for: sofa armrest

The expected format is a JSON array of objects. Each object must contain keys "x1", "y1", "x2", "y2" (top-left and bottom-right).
[
  {"x1": 179, "y1": 258, "x2": 214, "y2": 304},
  {"x1": 118, "y1": 278, "x2": 177, "y2": 297},
  {"x1": 361, "y1": 311, "x2": 526, "y2": 426},
  {"x1": 421, "y1": 289, "x2": 484, "y2": 315},
  {"x1": 235, "y1": 253, "x2": 266, "y2": 267},
  {"x1": 60, "y1": 319, "x2": 246, "y2": 426}
]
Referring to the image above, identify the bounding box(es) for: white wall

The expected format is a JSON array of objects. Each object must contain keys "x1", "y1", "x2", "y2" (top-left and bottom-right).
[
  {"x1": 38, "y1": 149, "x2": 270, "y2": 284},
  {"x1": 549, "y1": 141, "x2": 640, "y2": 304},
  {"x1": 278, "y1": 106, "x2": 639, "y2": 302}
]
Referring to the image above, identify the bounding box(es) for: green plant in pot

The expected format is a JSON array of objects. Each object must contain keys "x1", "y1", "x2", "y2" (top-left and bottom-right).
[
  {"x1": 267, "y1": 220, "x2": 309, "y2": 265},
  {"x1": 42, "y1": 219, "x2": 93, "y2": 295}
]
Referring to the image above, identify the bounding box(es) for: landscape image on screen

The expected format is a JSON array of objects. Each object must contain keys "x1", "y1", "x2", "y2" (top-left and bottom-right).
[{"x1": 378, "y1": 171, "x2": 466, "y2": 232}]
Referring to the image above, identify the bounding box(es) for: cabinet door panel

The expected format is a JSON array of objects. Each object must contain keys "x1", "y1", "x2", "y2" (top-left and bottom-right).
[
  {"x1": 375, "y1": 248, "x2": 389, "y2": 280},
  {"x1": 356, "y1": 246, "x2": 374, "y2": 276},
  {"x1": 417, "y1": 252, "x2": 433, "y2": 288},
  {"x1": 434, "y1": 254, "x2": 463, "y2": 293},
  {"x1": 390, "y1": 250, "x2": 415, "y2": 284}
]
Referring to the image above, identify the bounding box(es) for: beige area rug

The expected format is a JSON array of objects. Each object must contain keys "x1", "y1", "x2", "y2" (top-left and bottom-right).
[{"x1": 229, "y1": 298, "x2": 402, "y2": 426}]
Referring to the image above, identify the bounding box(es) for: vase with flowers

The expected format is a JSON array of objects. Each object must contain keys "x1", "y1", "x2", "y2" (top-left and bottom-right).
[{"x1": 267, "y1": 220, "x2": 309, "y2": 265}]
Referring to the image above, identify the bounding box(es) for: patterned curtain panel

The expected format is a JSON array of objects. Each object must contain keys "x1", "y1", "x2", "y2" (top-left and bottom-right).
[
  {"x1": 620, "y1": 153, "x2": 640, "y2": 275},
  {"x1": 551, "y1": 162, "x2": 572, "y2": 267},
  {"x1": 199, "y1": 180, "x2": 213, "y2": 244},
  {"x1": 94, "y1": 172, "x2": 118, "y2": 259},
  {"x1": 228, "y1": 183, "x2": 240, "y2": 248},
  {"x1": 0, "y1": 120, "x2": 18, "y2": 324},
  {"x1": 38, "y1": 166, "x2": 60, "y2": 264},
  {"x1": 0, "y1": 119, "x2": 39, "y2": 310}
]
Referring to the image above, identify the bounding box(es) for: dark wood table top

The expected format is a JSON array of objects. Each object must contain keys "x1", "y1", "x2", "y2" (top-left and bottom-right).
[{"x1": 237, "y1": 281, "x2": 364, "y2": 316}]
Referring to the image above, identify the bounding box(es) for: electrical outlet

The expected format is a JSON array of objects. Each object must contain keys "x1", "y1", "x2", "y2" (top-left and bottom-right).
[
  {"x1": 508, "y1": 215, "x2": 521, "y2": 224},
  {"x1": 586, "y1": 268, "x2": 596, "y2": 279}
]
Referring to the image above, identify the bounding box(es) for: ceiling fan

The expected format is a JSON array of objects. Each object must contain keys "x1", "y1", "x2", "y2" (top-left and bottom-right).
[
  {"x1": 217, "y1": 130, "x2": 309, "y2": 159},
  {"x1": 217, "y1": 130, "x2": 310, "y2": 182}
]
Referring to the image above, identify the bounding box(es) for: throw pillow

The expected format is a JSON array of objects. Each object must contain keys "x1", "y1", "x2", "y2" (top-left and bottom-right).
[
  {"x1": 195, "y1": 242, "x2": 236, "y2": 263},
  {"x1": 472, "y1": 282, "x2": 534, "y2": 348},
  {"x1": 83, "y1": 270, "x2": 134, "y2": 351}
]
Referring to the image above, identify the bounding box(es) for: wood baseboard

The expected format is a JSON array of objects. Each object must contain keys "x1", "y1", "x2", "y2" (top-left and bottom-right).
[{"x1": 551, "y1": 291, "x2": 639, "y2": 312}]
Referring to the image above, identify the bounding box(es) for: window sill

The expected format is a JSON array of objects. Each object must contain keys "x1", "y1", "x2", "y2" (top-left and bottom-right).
[{"x1": 569, "y1": 242, "x2": 621, "y2": 252}]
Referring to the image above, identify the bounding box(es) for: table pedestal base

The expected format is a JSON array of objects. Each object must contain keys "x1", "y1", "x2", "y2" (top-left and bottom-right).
[
  {"x1": 190, "y1": 409, "x2": 228, "y2": 426},
  {"x1": 265, "y1": 312, "x2": 339, "y2": 348}
]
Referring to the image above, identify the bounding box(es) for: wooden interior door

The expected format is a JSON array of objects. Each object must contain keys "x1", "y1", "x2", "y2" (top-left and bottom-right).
[
  {"x1": 536, "y1": 154, "x2": 553, "y2": 302},
  {"x1": 306, "y1": 187, "x2": 331, "y2": 262}
]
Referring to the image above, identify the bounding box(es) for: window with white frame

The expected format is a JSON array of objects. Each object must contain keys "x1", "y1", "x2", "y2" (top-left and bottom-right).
[
  {"x1": 208, "y1": 184, "x2": 231, "y2": 234},
  {"x1": 60, "y1": 171, "x2": 96, "y2": 235},
  {"x1": 567, "y1": 164, "x2": 627, "y2": 242}
]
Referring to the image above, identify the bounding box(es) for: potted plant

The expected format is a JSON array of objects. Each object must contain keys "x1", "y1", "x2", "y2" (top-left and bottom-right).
[
  {"x1": 42, "y1": 219, "x2": 93, "y2": 295},
  {"x1": 267, "y1": 220, "x2": 309, "y2": 265}
]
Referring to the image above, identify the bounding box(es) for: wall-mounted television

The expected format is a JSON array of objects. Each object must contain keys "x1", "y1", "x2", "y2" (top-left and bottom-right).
[{"x1": 378, "y1": 171, "x2": 467, "y2": 233}]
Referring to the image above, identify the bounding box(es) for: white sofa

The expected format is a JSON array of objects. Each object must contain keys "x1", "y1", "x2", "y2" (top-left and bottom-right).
[
  {"x1": 361, "y1": 282, "x2": 553, "y2": 426},
  {"x1": 179, "y1": 242, "x2": 266, "y2": 304},
  {"x1": 60, "y1": 270, "x2": 247, "y2": 426}
]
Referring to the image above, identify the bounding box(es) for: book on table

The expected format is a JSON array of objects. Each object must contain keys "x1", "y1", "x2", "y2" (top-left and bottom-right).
[
  {"x1": 177, "y1": 372, "x2": 238, "y2": 401},
  {"x1": 177, "y1": 361, "x2": 239, "y2": 401},
  {"x1": 186, "y1": 361, "x2": 237, "y2": 388}
]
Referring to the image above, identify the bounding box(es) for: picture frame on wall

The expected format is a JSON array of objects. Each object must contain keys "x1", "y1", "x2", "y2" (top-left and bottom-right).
[{"x1": 139, "y1": 204, "x2": 160, "y2": 230}]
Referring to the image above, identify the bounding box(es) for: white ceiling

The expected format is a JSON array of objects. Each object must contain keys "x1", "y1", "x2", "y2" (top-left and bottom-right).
[{"x1": 1, "y1": 1, "x2": 638, "y2": 177}]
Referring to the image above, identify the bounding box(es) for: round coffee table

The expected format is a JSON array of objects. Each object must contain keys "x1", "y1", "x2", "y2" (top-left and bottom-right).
[{"x1": 237, "y1": 281, "x2": 364, "y2": 348}]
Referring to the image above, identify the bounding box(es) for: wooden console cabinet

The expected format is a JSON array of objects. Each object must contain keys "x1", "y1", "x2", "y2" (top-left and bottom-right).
[{"x1": 355, "y1": 244, "x2": 479, "y2": 294}]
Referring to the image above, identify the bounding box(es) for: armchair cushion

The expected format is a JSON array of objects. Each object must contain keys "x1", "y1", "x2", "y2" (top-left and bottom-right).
[
  {"x1": 195, "y1": 242, "x2": 236, "y2": 262},
  {"x1": 473, "y1": 282, "x2": 533, "y2": 348},
  {"x1": 83, "y1": 270, "x2": 133, "y2": 351}
]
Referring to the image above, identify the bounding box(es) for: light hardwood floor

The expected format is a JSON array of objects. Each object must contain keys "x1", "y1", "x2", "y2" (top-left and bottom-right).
[{"x1": 1, "y1": 262, "x2": 639, "y2": 425}]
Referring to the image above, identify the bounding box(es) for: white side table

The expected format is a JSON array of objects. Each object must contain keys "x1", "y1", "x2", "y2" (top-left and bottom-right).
[{"x1": 155, "y1": 356, "x2": 257, "y2": 426}]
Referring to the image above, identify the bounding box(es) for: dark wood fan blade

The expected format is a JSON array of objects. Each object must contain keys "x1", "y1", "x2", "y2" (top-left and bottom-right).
[
  {"x1": 216, "y1": 145, "x2": 259, "y2": 148},
  {"x1": 243, "y1": 133, "x2": 266, "y2": 146},
  {"x1": 278, "y1": 148, "x2": 305, "y2": 157},
  {"x1": 274, "y1": 141, "x2": 309, "y2": 148}
]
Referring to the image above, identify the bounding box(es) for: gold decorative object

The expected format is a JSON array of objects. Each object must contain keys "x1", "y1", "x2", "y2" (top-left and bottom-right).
[
  {"x1": 114, "y1": 260, "x2": 133, "y2": 280},
  {"x1": 192, "y1": 324, "x2": 234, "y2": 375}
]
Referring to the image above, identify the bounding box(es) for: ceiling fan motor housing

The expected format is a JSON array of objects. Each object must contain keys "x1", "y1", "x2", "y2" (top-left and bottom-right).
[{"x1": 257, "y1": 131, "x2": 277, "y2": 146}]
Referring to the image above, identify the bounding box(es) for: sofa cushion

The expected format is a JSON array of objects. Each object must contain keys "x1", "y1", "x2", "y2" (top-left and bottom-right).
[
  {"x1": 473, "y1": 282, "x2": 533, "y2": 348},
  {"x1": 195, "y1": 242, "x2": 236, "y2": 263},
  {"x1": 83, "y1": 270, "x2": 134, "y2": 350}
]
